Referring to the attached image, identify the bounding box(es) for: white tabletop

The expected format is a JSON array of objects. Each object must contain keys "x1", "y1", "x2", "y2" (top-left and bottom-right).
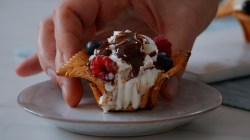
[{"x1": 1, "y1": 0, "x2": 250, "y2": 140}]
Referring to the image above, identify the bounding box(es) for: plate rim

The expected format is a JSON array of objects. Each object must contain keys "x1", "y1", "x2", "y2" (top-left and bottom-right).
[{"x1": 17, "y1": 79, "x2": 222, "y2": 124}]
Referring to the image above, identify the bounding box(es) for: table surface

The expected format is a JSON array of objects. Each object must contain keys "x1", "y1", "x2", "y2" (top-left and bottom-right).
[{"x1": 1, "y1": 0, "x2": 250, "y2": 140}]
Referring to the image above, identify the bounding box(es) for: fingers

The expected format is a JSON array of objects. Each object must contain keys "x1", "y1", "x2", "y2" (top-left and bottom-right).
[
  {"x1": 53, "y1": 4, "x2": 83, "y2": 107},
  {"x1": 158, "y1": 10, "x2": 195, "y2": 100},
  {"x1": 52, "y1": 0, "x2": 99, "y2": 66},
  {"x1": 37, "y1": 16, "x2": 57, "y2": 82},
  {"x1": 15, "y1": 16, "x2": 57, "y2": 79},
  {"x1": 59, "y1": 77, "x2": 83, "y2": 107},
  {"x1": 15, "y1": 53, "x2": 42, "y2": 77},
  {"x1": 38, "y1": 14, "x2": 83, "y2": 107},
  {"x1": 52, "y1": 0, "x2": 99, "y2": 107},
  {"x1": 38, "y1": 14, "x2": 84, "y2": 107},
  {"x1": 159, "y1": 70, "x2": 184, "y2": 101},
  {"x1": 160, "y1": 76, "x2": 178, "y2": 101}
]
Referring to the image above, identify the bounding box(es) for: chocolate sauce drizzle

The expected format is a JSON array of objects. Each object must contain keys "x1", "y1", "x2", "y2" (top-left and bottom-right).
[{"x1": 96, "y1": 31, "x2": 146, "y2": 78}]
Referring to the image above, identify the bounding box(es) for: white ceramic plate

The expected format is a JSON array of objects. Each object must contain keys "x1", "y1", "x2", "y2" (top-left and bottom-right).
[{"x1": 18, "y1": 79, "x2": 222, "y2": 136}]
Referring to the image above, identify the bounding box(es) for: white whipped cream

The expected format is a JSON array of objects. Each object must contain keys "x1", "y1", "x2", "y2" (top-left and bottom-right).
[{"x1": 93, "y1": 30, "x2": 161, "y2": 111}]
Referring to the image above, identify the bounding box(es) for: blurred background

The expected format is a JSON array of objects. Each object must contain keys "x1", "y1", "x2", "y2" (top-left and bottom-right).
[
  {"x1": 1, "y1": 0, "x2": 250, "y2": 109},
  {"x1": 0, "y1": 0, "x2": 250, "y2": 139},
  {"x1": 0, "y1": 0, "x2": 58, "y2": 110}
]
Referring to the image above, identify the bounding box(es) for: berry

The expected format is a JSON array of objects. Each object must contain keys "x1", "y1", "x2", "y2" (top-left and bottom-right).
[
  {"x1": 154, "y1": 35, "x2": 172, "y2": 55},
  {"x1": 243, "y1": 0, "x2": 250, "y2": 15},
  {"x1": 90, "y1": 55, "x2": 117, "y2": 82},
  {"x1": 157, "y1": 52, "x2": 173, "y2": 71},
  {"x1": 86, "y1": 40, "x2": 102, "y2": 55}
]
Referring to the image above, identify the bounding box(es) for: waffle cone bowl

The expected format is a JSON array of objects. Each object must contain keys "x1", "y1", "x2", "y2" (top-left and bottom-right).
[
  {"x1": 57, "y1": 49, "x2": 190, "y2": 111},
  {"x1": 234, "y1": 11, "x2": 250, "y2": 41},
  {"x1": 216, "y1": 0, "x2": 250, "y2": 42},
  {"x1": 216, "y1": 0, "x2": 234, "y2": 18}
]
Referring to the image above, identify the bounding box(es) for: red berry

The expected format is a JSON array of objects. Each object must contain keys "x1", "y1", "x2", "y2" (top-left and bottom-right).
[
  {"x1": 90, "y1": 55, "x2": 117, "y2": 82},
  {"x1": 154, "y1": 35, "x2": 172, "y2": 55}
]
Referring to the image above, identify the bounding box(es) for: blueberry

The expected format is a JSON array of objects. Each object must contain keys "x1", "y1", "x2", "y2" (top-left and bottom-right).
[
  {"x1": 242, "y1": 0, "x2": 250, "y2": 15},
  {"x1": 86, "y1": 40, "x2": 102, "y2": 55},
  {"x1": 157, "y1": 52, "x2": 173, "y2": 71}
]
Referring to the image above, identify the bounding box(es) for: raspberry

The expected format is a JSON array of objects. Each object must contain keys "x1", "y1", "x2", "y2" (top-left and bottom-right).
[
  {"x1": 90, "y1": 55, "x2": 117, "y2": 82},
  {"x1": 154, "y1": 35, "x2": 172, "y2": 55}
]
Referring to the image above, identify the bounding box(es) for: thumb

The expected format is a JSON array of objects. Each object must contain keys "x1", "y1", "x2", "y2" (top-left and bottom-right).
[
  {"x1": 159, "y1": 70, "x2": 184, "y2": 101},
  {"x1": 160, "y1": 76, "x2": 179, "y2": 101}
]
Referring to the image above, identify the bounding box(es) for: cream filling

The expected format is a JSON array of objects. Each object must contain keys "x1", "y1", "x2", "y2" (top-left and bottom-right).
[
  {"x1": 99, "y1": 53, "x2": 160, "y2": 111},
  {"x1": 102, "y1": 66, "x2": 159, "y2": 111},
  {"x1": 95, "y1": 30, "x2": 160, "y2": 111}
]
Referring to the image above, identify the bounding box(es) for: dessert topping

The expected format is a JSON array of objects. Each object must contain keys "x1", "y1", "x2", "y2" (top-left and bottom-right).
[
  {"x1": 156, "y1": 52, "x2": 173, "y2": 71},
  {"x1": 95, "y1": 31, "x2": 146, "y2": 78},
  {"x1": 88, "y1": 31, "x2": 174, "y2": 82},
  {"x1": 89, "y1": 55, "x2": 117, "y2": 82},
  {"x1": 115, "y1": 32, "x2": 145, "y2": 78},
  {"x1": 86, "y1": 40, "x2": 102, "y2": 55},
  {"x1": 154, "y1": 35, "x2": 172, "y2": 55}
]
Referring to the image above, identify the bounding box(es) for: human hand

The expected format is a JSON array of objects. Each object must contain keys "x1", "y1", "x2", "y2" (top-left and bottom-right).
[{"x1": 16, "y1": 0, "x2": 218, "y2": 107}]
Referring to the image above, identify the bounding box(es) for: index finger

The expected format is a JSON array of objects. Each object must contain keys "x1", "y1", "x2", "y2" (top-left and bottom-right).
[{"x1": 53, "y1": 0, "x2": 99, "y2": 107}]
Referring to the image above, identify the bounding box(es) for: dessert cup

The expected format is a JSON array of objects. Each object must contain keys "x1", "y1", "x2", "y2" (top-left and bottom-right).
[
  {"x1": 234, "y1": 11, "x2": 250, "y2": 41},
  {"x1": 57, "y1": 49, "x2": 190, "y2": 111}
]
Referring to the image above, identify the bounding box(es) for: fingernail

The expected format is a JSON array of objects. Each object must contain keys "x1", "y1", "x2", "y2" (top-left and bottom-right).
[
  {"x1": 61, "y1": 84, "x2": 67, "y2": 100},
  {"x1": 46, "y1": 68, "x2": 56, "y2": 82}
]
